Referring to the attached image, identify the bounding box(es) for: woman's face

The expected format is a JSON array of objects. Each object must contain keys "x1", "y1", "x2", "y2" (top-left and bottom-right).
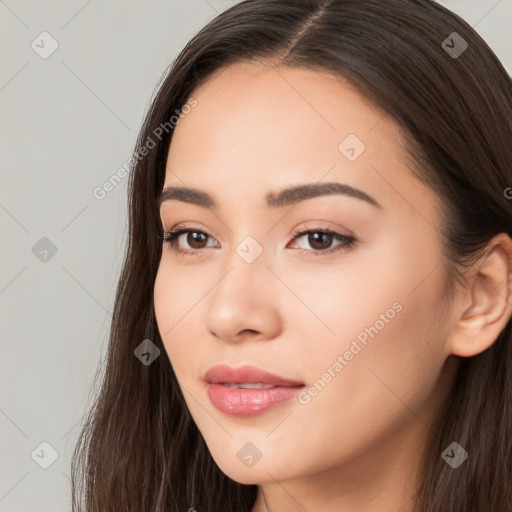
[{"x1": 154, "y1": 61, "x2": 457, "y2": 484}]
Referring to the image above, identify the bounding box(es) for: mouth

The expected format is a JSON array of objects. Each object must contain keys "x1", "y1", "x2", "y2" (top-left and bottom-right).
[
  {"x1": 217, "y1": 382, "x2": 281, "y2": 389},
  {"x1": 203, "y1": 364, "x2": 305, "y2": 417},
  {"x1": 204, "y1": 363, "x2": 304, "y2": 387}
]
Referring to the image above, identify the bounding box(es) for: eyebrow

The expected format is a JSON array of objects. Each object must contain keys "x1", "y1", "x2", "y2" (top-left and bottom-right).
[{"x1": 157, "y1": 182, "x2": 382, "y2": 210}]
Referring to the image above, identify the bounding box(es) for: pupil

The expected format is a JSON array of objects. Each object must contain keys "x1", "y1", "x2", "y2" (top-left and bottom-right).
[
  {"x1": 309, "y1": 232, "x2": 331, "y2": 250},
  {"x1": 188, "y1": 232, "x2": 206, "y2": 249},
  {"x1": 184, "y1": 232, "x2": 334, "y2": 251}
]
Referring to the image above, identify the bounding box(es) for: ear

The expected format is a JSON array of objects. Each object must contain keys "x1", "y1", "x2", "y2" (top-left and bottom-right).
[{"x1": 448, "y1": 233, "x2": 512, "y2": 358}]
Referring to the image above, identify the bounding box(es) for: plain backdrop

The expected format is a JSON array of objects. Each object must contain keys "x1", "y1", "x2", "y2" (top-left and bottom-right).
[{"x1": 1, "y1": 1, "x2": 511, "y2": 510}]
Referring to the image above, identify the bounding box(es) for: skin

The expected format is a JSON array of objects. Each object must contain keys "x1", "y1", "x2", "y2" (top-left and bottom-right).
[{"x1": 153, "y1": 61, "x2": 512, "y2": 512}]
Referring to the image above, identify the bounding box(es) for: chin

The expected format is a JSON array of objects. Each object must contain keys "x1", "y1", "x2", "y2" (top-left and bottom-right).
[
  {"x1": 225, "y1": 470, "x2": 264, "y2": 485},
  {"x1": 208, "y1": 453, "x2": 276, "y2": 485}
]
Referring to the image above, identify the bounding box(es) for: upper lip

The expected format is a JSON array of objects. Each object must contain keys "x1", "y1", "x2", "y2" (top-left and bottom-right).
[{"x1": 204, "y1": 364, "x2": 304, "y2": 387}]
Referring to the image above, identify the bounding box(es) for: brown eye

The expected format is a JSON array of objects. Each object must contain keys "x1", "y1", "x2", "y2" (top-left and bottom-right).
[
  {"x1": 163, "y1": 228, "x2": 218, "y2": 254},
  {"x1": 162, "y1": 226, "x2": 356, "y2": 257},
  {"x1": 289, "y1": 227, "x2": 356, "y2": 257},
  {"x1": 186, "y1": 231, "x2": 208, "y2": 249},
  {"x1": 307, "y1": 232, "x2": 334, "y2": 251}
]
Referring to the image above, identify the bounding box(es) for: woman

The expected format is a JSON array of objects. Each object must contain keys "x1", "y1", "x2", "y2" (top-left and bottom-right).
[{"x1": 71, "y1": 1, "x2": 512, "y2": 511}]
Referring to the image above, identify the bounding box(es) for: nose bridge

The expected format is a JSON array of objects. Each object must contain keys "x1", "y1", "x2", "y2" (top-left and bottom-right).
[
  {"x1": 216, "y1": 233, "x2": 269, "y2": 299},
  {"x1": 204, "y1": 235, "x2": 280, "y2": 340}
]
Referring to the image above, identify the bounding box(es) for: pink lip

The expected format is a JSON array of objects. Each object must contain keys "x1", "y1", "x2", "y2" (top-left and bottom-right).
[
  {"x1": 204, "y1": 364, "x2": 304, "y2": 386},
  {"x1": 204, "y1": 364, "x2": 304, "y2": 417}
]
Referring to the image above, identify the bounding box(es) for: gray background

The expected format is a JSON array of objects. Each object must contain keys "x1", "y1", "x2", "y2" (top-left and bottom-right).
[{"x1": 0, "y1": 1, "x2": 510, "y2": 510}]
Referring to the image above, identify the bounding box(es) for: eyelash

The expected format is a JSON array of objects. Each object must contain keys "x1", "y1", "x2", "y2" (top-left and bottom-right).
[{"x1": 161, "y1": 224, "x2": 356, "y2": 258}]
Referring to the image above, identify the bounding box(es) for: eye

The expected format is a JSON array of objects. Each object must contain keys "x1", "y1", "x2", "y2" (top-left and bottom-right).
[
  {"x1": 162, "y1": 227, "x2": 218, "y2": 256},
  {"x1": 161, "y1": 224, "x2": 357, "y2": 257},
  {"x1": 288, "y1": 225, "x2": 356, "y2": 257}
]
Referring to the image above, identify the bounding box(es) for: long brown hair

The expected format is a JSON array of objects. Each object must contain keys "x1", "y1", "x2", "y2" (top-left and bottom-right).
[{"x1": 71, "y1": 1, "x2": 512, "y2": 510}]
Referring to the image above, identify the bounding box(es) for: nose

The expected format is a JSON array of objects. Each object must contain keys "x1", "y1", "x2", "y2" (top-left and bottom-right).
[{"x1": 204, "y1": 253, "x2": 282, "y2": 344}]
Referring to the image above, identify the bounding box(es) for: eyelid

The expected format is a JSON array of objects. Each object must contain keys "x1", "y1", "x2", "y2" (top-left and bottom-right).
[
  {"x1": 162, "y1": 225, "x2": 218, "y2": 252},
  {"x1": 287, "y1": 225, "x2": 356, "y2": 256},
  {"x1": 163, "y1": 220, "x2": 353, "y2": 240},
  {"x1": 161, "y1": 221, "x2": 357, "y2": 257}
]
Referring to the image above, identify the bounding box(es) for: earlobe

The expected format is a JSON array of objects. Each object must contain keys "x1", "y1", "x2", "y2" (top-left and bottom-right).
[{"x1": 449, "y1": 233, "x2": 512, "y2": 358}]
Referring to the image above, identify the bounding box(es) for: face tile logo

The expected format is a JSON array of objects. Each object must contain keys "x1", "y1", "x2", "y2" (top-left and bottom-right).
[
  {"x1": 441, "y1": 441, "x2": 468, "y2": 468},
  {"x1": 237, "y1": 442, "x2": 263, "y2": 468},
  {"x1": 338, "y1": 133, "x2": 366, "y2": 161},
  {"x1": 32, "y1": 237, "x2": 58, "y2": 263},
  {"x1": 31, "y1": 441, "x2": 59, "y2": 469},
  {"x1": 134, "y1": 338, "x2": 161, "y2": 366},
  {"x1": 441, "y1": 32, "x2": 468, "y2": 59},
  {"x1": 236, "y1": 236, "x2": 263, "y2": 264},
  {"x1": 31, "y1": 31, "x2": 59, "y2": 59}
]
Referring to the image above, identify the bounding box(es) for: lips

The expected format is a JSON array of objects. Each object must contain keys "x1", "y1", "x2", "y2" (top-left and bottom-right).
[
  {"x1": 204, "y1": 364, "x2": 305, "y2": 417},
  {"x1": 203, "y1": 364, "x2": 304, "y2": 387}
]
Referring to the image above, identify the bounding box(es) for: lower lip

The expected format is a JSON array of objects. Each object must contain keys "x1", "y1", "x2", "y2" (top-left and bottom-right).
[{"x1": 207, "y1": 383, "x2": 304, "y2": 417}]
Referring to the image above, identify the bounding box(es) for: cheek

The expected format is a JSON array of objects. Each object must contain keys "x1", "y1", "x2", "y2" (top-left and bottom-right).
[
  {"x1": 154, "y1": 264, "x2": 178, "y2": 341},
  {"x1": 309, "y1": 277, "x2": 445, "y2": 423},
  {"x1": 154, "y1": 263, "x2": 176, "y2": 324},
  {"x1": 153, "y1": 262, "x2": 199, "y2": 379},
  {"x1": 154, "y1": 258, "x2": 205, "y2": 328},
  {"x1": 282, "y1": 233, "x2": 449, "y2": 428},
  {"x1": 276, "y1": 229, "x2": 443, "y2": 365}
]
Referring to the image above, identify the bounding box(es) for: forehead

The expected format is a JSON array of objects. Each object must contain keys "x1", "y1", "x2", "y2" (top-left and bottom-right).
[
  {"x1": 167, "y1": 61, "x2": 396, "y2": 166},
  {"x1": 163, "y1": 61, "x2": 432, "y2": 218}
]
